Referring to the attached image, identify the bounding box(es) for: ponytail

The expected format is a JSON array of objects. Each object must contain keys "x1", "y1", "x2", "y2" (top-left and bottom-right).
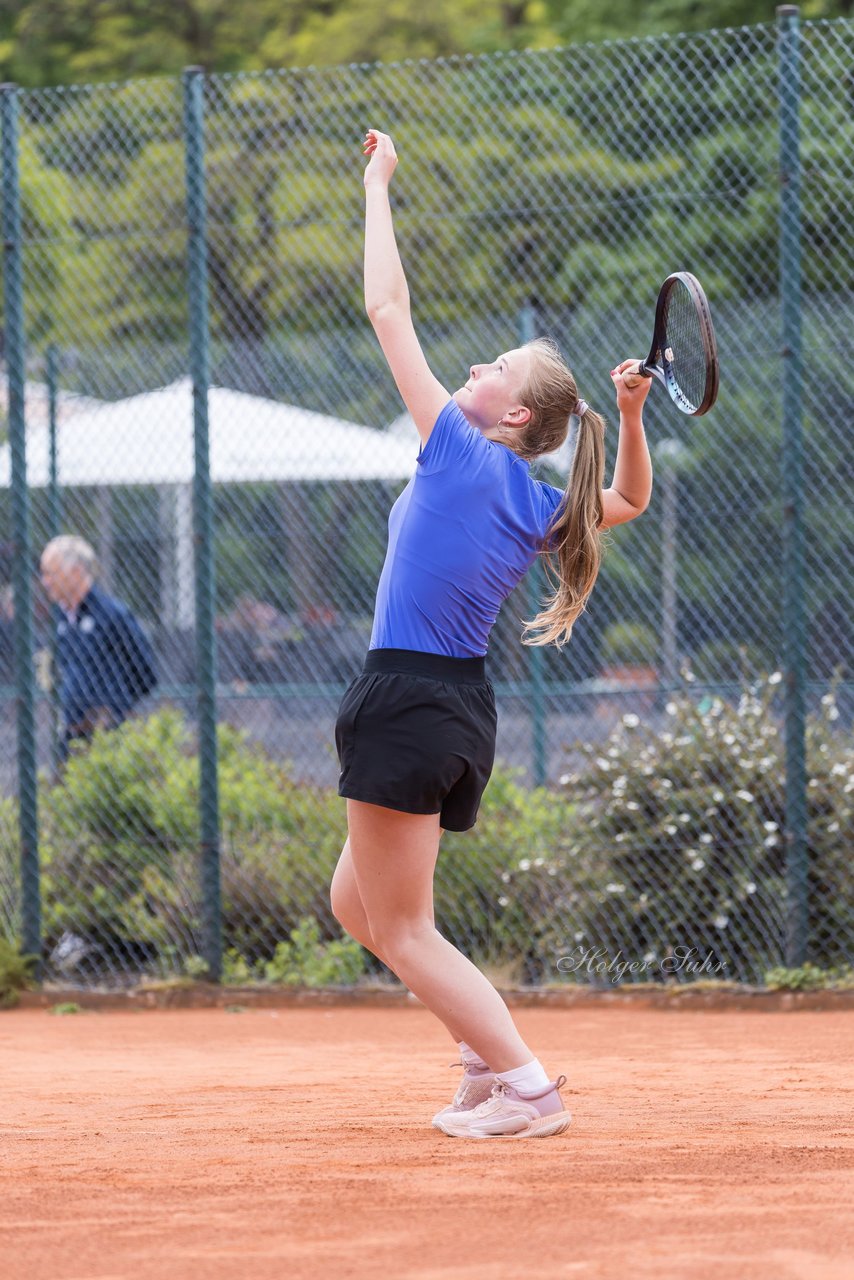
[{"x1": 521, "y1": 405, "x2": 606, "y2": 648}]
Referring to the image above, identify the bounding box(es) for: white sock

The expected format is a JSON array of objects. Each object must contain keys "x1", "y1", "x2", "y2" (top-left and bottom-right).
[
  {"x1": 497, "y1": 1058, "x2": 551, "y2": 1095},
  {"x1": 458, "y1": 1041, "x2": 492, "y2": 1074}
]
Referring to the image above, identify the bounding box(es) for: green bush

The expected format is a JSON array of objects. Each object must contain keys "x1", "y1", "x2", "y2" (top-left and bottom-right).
[
  {"x1": 218, "y1": 916, "x2": 367, "y2": 986},
  {"x1": 101, "y1": 713, "x2": 350, "y2": 967},
  {"x1": 5, "y1": 710, "x2": 350, "y2": 979},
  {"x1": 0, "y1": 707, "x2": 582, "y2": 984},
  {"x1": 0, "y1": 683, "x2": 849, "y2": 989},
  {"x1": 764, "y1": 963, "x2": 854, "y2": 992},
  {"x1": 0, "y1": 938, "x2": 37, "y2": 1009},
  {"x1": 600, "y1": 621, "x2": 658, "y2": 667}
]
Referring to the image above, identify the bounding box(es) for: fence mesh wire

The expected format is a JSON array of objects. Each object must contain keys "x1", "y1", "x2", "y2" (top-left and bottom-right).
[{"x1": 0, "y1": 19, "x2": 851, "y2": 989}]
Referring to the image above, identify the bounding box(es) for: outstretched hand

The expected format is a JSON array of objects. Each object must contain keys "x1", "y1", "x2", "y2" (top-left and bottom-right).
[
  {"x1": 610, "y1": 359, "x2": 652, "y2": 415},
  {"x1": 363, "y1": 129, "x2": 398, "y2": 189}
]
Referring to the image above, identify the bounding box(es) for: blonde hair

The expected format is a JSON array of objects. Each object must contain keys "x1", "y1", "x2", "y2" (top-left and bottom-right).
[{"x1": 513, "y1": 338, "x2": 606, "y2": 648}]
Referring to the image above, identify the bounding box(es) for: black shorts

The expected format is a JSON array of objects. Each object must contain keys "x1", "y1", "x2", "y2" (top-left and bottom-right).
[{"x1": 335, "y1": 647, "x2": 498, "y2": 833}]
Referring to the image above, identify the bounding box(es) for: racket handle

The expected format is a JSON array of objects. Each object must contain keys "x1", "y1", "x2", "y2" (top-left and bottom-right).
[{"x1": 621, "y1": 361, "x2": 653, "y2": 390}]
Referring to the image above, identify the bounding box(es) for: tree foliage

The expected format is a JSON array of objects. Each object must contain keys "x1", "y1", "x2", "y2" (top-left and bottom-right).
[
  {"x1": 0, "y1": 12, "x2": 849, "y2": 681},
  {"x1": 0, "y1": 0, "x2": 850, "y2": 87}
]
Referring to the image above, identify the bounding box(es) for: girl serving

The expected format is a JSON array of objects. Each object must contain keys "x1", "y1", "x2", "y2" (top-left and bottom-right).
[{"x1": 331, "y1": 129, "x2": 652, "y2": 1139}]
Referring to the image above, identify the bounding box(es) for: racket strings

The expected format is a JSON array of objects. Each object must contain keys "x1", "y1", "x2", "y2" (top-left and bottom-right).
[{"x1": 663, "y1": 284, "x2": 709, "y2": 412}]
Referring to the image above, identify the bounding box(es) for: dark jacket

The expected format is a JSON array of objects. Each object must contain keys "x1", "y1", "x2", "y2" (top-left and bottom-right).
[{"x1": 56, "y1": 584, "x2": 157, "y2": 738}]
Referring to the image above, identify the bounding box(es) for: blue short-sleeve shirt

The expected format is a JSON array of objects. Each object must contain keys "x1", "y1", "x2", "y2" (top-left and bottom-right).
[{"x1": 369, "y1": 400, "x2": 567, "y2": 658}]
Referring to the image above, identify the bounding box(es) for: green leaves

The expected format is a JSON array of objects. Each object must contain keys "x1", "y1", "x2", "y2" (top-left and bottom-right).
[
  {"x1": 764, "y1": 962, "x2": 854, "y2": 991},
  {"x1": 544, "y1": 671, "x2": 853, "y2": 980},
  {"x1": 0, "y1": 938, "x2": 38, "y2": 1009},
  {"x1": 0, "y1": 688, "x2": 849, "y2": 987}
]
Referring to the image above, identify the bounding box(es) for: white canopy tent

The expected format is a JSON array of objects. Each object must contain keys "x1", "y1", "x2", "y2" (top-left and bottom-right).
[
  {"x1": 2, "y1": 378, "x2": 419, "y2": 487},
  {"x1": 0, "y1": 378, "x2": 103, "y2": 429},
  {"x1": 0, "y1": 378, "x2": 417, "y2": 627}
]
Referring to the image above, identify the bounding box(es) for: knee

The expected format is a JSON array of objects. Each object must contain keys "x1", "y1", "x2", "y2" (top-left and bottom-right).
[
  {"x1": 327, "y1": 885, "x2": 353, "y2": 936},
  {"x1": 370, "y1": 918, "x2": 435, "y2": 970},
  {"x1": 329, "y1": 882, "x2": 384, "y2": 966},
  {"x1": 329, "y1": 878, "x2": 360, "y2": 938}
]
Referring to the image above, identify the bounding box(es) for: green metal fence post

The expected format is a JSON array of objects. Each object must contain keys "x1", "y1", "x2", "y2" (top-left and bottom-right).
[
  {"x1": 519, "y1": 303, "x2": 547, "y2": 787},
  {"x1": 183, "y1": 66, "x2": 222, "y2": 982},
  {"x1": 46, "y1": 343, "x2": 64, "y2": 776},
  {"x1": 777, "y1": 6, "x2": 808, "y2": 968},
  {"x1": 1, "y1": 83, "x2": 40, "y2": 965}
]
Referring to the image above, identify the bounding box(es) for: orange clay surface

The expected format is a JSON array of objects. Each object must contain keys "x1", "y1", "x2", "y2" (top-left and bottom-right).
[{"x1": 2, "y1": 1004, "x2": 853, "y2": 1280}]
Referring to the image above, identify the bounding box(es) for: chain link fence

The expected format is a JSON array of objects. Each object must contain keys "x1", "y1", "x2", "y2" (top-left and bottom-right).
[{"x1": 0, "y1": 14, "x2": 851, "y2": 990}]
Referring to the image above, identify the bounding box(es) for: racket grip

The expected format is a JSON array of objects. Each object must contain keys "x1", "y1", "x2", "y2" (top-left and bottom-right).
[{"x1": 621, "y1": 361, "x2": 653, "y2": 390}]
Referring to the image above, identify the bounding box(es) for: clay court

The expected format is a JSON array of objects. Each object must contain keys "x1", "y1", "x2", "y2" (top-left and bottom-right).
[{"x1": 2, "y1": 1001, "x2": 853, "y2": 1280}]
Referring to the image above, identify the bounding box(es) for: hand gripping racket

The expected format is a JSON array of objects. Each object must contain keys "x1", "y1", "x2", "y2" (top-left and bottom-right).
[{"x1": 623, "y1": 272, "x2": 719, "y2": 416}]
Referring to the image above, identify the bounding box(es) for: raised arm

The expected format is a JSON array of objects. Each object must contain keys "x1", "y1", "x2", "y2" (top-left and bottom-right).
[
  {"x1": 599, "y1": 359, "x2": 654, "y2": 529},
  {"x1": 362, "y1": 129, "x2": 449, "y2": 445}
]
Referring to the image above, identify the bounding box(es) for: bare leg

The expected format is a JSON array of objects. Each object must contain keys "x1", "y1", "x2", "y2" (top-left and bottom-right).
[
  {"x1": 344, "y1": 799, "x2": 535, "y2": 1074},
  {"x1": 330, "y1": 836, "x2": 398, "y2": 970},
  {"x1": 330, "y1": 835, "x2": 466, "y2": 1046}
]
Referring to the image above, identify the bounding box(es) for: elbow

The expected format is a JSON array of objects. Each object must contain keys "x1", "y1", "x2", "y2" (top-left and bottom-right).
[
  {"x1": 610, "y1": 485, "x2": 652, "y2": 523},
  {"x1": 628, "y1": 478, "x2": 653, "y2": 519},
  {"x1": 366, "y1": 298, "x2": 407, "y2": 326},
  {"x1": 365, "y1": 299, "x2": 392, "y2": 323}
]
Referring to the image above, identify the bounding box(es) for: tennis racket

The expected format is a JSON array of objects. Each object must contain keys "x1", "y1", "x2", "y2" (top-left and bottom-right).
[{"x1": 623, "y1": 272, "x2": 719, "y2": 416}]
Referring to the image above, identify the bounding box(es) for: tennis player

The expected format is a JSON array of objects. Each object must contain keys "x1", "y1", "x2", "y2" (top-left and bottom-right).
[{"x1": 330, "y1": 129, "x2": 652, "y2": 1139}]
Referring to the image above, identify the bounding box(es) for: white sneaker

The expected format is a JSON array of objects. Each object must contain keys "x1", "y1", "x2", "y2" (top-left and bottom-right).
[
  {"x1": 431, "y1": 1063, "x2": 498, "y2": 1130},
  {"x1": 435, "y1": 1075, "x2": 571, "y2": 1139}
]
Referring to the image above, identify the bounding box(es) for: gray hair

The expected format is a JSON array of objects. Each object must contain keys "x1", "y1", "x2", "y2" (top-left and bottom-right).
[{"x1": 42, "y1": 535, "x2": 98, "y2": 578}]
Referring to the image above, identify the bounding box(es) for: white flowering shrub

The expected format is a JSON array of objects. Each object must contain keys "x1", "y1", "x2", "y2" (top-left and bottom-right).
[{"x1": 524, "y1": 672, "x2": 853, "y2": 984}]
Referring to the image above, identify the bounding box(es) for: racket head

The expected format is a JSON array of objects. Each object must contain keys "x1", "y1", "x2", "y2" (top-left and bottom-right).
[{"x1": 644, "y1": 272, "x2": 719, "y2": 416}]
